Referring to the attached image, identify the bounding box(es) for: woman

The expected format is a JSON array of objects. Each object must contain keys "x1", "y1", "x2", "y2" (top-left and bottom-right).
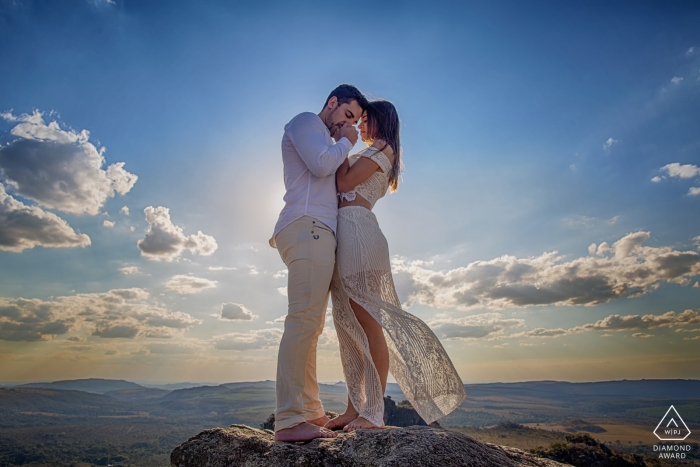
[{"x1": 325, "y1": 100, "x2": 466, "y2": 432}]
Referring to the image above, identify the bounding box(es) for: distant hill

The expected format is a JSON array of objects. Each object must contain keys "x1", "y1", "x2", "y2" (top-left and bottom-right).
[
  {"x1": 220, "y1": 380, "x2": 276, "y2": 390},
  {"x1": 463, "y1": 379, "x2": 700, "y2": 400},
  {"x1": 104, "y1": 387, "x2": 171, "y2": 402},
  {"x1": 142, "y1": 382, "x2": 219, "y2": 390},
  {"x1": 0, "y1": 387, "x2": 139, "y2": 426},
  {"x1": 14, "y1": 378, "x2": 147, "y2": 394}
]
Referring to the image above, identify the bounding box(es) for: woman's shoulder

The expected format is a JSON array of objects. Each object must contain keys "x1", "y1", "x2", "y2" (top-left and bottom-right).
[{"x1": 369, "y1": 140, "x2": 395, "y2": 164}]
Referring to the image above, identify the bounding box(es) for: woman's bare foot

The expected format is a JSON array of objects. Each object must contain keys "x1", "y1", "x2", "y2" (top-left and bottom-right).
[
  {"x1": 343, "y1": 416, "x2": 384, "y2": 432},
  {"x1": 307, "y1": 415, "x2": 330, "y2": 427},
  {"x1": 274, "y1": 422, "x2": 338, "y2": 442},
  {"x1": 324, "y1": 409, "x2": 359, "y2": 430}
]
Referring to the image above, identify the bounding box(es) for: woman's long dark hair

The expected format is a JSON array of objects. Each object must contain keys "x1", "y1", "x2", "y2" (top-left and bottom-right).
[{"x1": 365, "y1": 100, "x2": 402, "y2": 192}]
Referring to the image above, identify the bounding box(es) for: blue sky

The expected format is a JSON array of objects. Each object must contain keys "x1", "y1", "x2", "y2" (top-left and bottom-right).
[{"x1": 0, "y1": 0, "x2": 699, "y2": 384}]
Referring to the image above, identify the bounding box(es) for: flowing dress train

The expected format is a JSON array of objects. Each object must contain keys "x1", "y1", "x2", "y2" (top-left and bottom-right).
[{"x1": 331, "y1": 148, "x2": 466, "y2": 427}]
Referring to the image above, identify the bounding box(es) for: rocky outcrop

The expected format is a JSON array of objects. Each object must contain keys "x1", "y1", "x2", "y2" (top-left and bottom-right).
[
  {"x1": 531, "y1": 433, "x2": 645, "y2": 467},
  {"x1": 383, "y1": 395, "x2": 439, "y2": 427},
  {"x1": 171, "y1": 424, "x2": 572, "y2": 467}
]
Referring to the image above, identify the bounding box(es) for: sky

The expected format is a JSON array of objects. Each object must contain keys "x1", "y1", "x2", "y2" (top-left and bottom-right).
[{"x1": 0, "y1": 0, "x2": 699, "y2": 385}]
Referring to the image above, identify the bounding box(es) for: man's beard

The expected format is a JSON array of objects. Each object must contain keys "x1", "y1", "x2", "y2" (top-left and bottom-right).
[{"x1": 326, "y1": 108, "x2": 343, "y2": 139}]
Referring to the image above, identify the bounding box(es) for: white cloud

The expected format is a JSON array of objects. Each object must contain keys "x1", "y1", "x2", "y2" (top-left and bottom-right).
[
  {"x1": 428, "y1": 313, "x2": 525, "y2": 341},
  {"x1": 0, "y1": 184, "x2": 91, "y2": 252},
  {"x1": 273, "y1": 270, "x2": 287, "y2": 279},
  {"x1": 392, "y1": 231, "x2": 700, "y2": 310},
  {"x1": 511, "y1": 309, "x2": 700, "y2": 339},
  {"x1": 164, "y1": 275, "x2": 217, "y2": 294},
  {"x1": 277, "y1": 287, "x2": 288, "y2": 297},
  {"x1": 120, "y1": 206, "x2": 130, "y2": 215},
  {"x1": 0, "y1": 288, "x2": 201, "y2": 341},
  {"x1": 603, "y1": 138, "x2": 618, "y2": 152},
  {"x1": 1, "y1": 111, "x2": 18, "y2": 122},
  {"x1": 660, "y1": 163, "x2": 700, "y2": 179},
  {"x1": 137, "y1": 206, "x2": 217, "y2": 261},
  {"x1": 632, "y1": 332, "x2": 653, "y2": 338},
  {"x1": 266, "y1": 314, "x2": 286, "y2": 325},
  {"x1": 219, "y1": 302, "x2": 257, "y2": 321},
  {"x1": 0, "y1": 110, "x2": 137, "y2": 215},
  {"x1": 119, "y1": 266, "x2": 141, "y2": 275},
  {"x1": 103, "y1": 220, "x2": 115, "y2": 228},
  {"x1": 670, "y1": 77, "x2": 684, "y2": 85},
  {"x1": 651, "y1": 176, "x2": 663, "y2": 183},
  {"x1": 208, "y1": 266, "x2": 236, "y2": 271},
  {"x1": 212, "y1": 328, "x2": 283, "y2": 351},
  {"x1": 687, "y1": 47, "x2": 696, "y2": 56},
  {"x1": 688, "y1": 187, "x2": 700, "y2": 196}
]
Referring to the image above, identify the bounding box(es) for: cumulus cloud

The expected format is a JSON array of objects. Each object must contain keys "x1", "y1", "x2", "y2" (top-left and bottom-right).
[
  {"x1": 392, "y1": 231, "x2": 700, "y2": 310},
  {"x1": 103, "y1": 220, "x2": 115, "y2": 228},
  {"x1": 164, "y1": 275, "x2": 217, "y2": 294},
  {"x1": 277, "y1": 287, "x2": 288, "y2": 297},
  {"x1": 0, "y1": 110, "x2": 137, "y2": 215},
  {"x1": 137, "y1": 206, "x2": 217, "y2": 261},
  {"x1": 603, "y1": 138, "x2": 618, "y2": 152},
  {"x1": 119, "y1": 266, "x2": 141, "y2": 275},
  {"x1": 670, "y1": 77, "x2": 684, "y2": 85},
  {"x1": 273, "y1": 270, "x2": 287, "y2": 279},
  {"x1": 219, "y1": 302, "x2": 257, "y2": 321},
  {"x1": 689, "y1": 187, "x2": 700, "y2": 196},
  {"x1": 212, "y1": 328, "x2": 283, "y2": 351},
  {"x1": 428, "y1": 313, "x2": 525, "y2": 340},
  {"x1": 0, "y1": 184, "x2": 91, "y2": 252},
  {"x1": 660, "y1": 163, "x2": 700, "y2": 179},
  {"x1": 0, "y1": 288, "x2": 201, "y2": 341},
  {"x1": 120, "y1": 206, "x2": 130, "y2": 215},
  {"x1": 511, "y1": 309, "x2": 700, "y2": 339},
  {"x1": 208, "y1": 266, "x2": 236, "y2": 271}
]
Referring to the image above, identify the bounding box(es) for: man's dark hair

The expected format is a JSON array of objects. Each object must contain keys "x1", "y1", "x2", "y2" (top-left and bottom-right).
[{"x1": 323, "y1": 84, "x2": 369, "y2": 110}]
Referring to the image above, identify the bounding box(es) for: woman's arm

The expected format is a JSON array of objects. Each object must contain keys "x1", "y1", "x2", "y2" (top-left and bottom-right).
[{"x1": 336, "y1": 156, "x2": 380, "y2": 193}]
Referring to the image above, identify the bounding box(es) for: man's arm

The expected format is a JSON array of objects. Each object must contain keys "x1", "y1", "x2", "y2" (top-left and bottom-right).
[{"x1": 287, "y1": 114, "x2": 356, "y2": 178}]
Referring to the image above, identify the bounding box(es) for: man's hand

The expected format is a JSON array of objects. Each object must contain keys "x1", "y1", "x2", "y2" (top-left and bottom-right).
[{"x1": 338, "y1": 122, "x2": 359, "y2": 146}]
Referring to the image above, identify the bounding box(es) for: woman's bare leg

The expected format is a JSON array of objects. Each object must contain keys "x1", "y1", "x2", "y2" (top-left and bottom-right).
[
  {"x1": 343, "y1": 298, "x2": 389, "y2": 432},
  {"x1": 326, "y1": 298, "x2": 389, "y2": 431}
]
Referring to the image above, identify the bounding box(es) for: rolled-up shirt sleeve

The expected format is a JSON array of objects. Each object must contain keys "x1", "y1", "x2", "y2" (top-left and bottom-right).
[{"x1": 287, "y1": 113, "x2": 352, "y2": 178}]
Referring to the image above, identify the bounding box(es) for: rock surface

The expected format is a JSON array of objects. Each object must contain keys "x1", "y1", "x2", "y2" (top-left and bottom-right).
[{"x1": 171, "y1": 424, "x2": 572, "y2": 467}]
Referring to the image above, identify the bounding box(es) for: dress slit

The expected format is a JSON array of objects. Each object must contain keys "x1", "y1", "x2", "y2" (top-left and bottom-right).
[{"x1": 331, "y1": 206, "x2": 466, "y2": 427}]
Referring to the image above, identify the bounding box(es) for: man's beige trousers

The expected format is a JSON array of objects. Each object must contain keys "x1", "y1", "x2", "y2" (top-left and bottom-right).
[{"x1": 273, "y1": 216, "x2": 336, "y2": 432}]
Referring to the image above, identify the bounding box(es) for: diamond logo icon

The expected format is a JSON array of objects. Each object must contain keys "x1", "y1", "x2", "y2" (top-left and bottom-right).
[{"x1": 654, "y1": 405, "x2": 691, "y2": 441}]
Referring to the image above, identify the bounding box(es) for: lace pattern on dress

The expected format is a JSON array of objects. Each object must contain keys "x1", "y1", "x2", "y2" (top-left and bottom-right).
[
  {"x1": 338, "y1": 147, "x2": 392, "y2": 208},
  {"x1": 331, "y1": 206, "x2": 466, "y2": 427}
]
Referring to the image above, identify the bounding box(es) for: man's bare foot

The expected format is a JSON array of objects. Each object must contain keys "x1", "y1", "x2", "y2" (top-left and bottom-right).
[
  {"x1": 274, "y1": 422, "x2": 338, "y2": 442},
  {"x1": 343, "y1": 416, "x2": 384, "y2": 432},
  {"x1": 324, "y1": 410, "x2": 359, "y2": 430},
  {"x1": 307, "y1": 415, "x2": 330, "y2": 427}
]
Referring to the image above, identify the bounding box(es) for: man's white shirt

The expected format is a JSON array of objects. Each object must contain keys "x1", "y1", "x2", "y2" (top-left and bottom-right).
[{"x1": 270, "y1": 112, "x2": 353, "y2": 246}]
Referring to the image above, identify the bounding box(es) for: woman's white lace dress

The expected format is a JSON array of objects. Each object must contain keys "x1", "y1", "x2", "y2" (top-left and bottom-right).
[{"x1": 331, "y1": 147, "x2": 466, "y2": 427}]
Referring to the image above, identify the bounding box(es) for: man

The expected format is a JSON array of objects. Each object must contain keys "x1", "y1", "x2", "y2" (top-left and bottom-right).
[{"x1": 269, "y1": 84, "x2": 368, "y2": 442}]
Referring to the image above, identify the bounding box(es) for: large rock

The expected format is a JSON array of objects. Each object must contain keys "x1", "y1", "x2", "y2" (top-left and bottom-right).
[{"x1": 170, "y1": 424, "x2": 572, "y2": 467}]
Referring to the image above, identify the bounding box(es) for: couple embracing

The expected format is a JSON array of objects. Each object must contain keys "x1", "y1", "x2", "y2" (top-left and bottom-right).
[{"x1": 269, "y1": 84, "x2": 466, "y2": 442}]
